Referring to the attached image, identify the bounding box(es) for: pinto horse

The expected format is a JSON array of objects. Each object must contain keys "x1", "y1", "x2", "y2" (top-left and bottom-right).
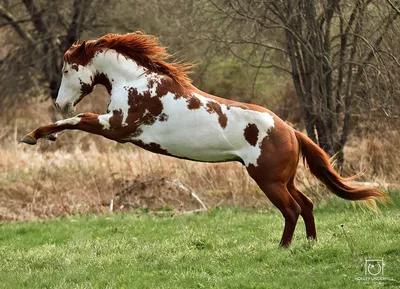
[{"x1": 21, "y1": 32, "x2": 387, "y2": 247}]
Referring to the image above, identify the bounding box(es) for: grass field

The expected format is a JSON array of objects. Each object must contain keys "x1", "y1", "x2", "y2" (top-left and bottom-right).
[{"x1": 0, "y1": 193, "x2": 399, "y2": 289}]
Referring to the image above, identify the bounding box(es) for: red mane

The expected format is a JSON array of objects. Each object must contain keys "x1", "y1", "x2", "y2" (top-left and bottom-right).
[{"x1": 63, "y1": 32, "x2": 194, "y2": 88}]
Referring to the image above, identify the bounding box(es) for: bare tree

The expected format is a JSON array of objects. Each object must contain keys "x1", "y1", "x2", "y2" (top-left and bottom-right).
[
  {"x1": 0, "y1": 0, "x2": 199, "y2": 103},
  {"x1": 181, "y1": 0, "x2": 400, "y2": 165},
  {"x1": 1, "y1": 0, "x2": 398, "y2": 167},
  {"x1": 0, "y1": 0, "x2": 102, "y2": 101}
]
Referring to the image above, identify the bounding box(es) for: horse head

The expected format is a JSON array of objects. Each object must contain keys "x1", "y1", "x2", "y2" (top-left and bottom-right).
[{"x1": 56, "y1": 41, "x2": 96, "y2": 114}]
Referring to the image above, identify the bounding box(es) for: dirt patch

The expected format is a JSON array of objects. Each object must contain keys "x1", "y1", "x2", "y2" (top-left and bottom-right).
[
  {"x1": 113, "y1": 177, "x2": 204, "y2": 211},
  {"x1": 112, "y1": 176, "x2": 269, "y2": 212}
]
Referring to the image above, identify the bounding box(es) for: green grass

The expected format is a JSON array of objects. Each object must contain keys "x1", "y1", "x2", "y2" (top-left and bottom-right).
[{"x1": 0, "y1": 194, "x2": 399, "y2": 289}]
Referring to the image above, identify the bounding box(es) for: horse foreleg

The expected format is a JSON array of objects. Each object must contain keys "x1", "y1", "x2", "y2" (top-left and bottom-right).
[{"x1": 20, "y1": 113, "x2": 107, "y2": 145}]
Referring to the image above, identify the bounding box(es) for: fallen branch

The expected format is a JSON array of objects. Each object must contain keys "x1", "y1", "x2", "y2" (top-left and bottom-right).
[{"x1": 167, "y1": 179, "x2": 208, "y2": 211}]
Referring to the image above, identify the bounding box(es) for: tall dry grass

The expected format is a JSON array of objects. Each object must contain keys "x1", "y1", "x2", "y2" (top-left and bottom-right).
[{"x1": 0, "y1": 90, "x2": 398, "y2": 220}]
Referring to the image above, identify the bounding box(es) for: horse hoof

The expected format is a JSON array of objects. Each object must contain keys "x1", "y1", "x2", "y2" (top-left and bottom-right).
[{"x1": 20, "y1": 135, "x2": 37, "y2": 145}]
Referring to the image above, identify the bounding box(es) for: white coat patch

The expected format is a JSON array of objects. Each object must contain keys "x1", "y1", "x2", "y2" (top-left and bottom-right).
[
  {"x1": 98, "y1": 114, "x2": 112, "y2": 130},
  {"x1": 131, "y1": 92, "x2": 275, "y2": 166},
  {"x1": 56, "y1": 117, "x2": 81, "y2": 126}
]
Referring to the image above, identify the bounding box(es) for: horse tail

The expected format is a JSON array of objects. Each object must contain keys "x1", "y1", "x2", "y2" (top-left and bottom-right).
[{"x1": 294, "y1": 130, "x2": 388, "y2": 205}]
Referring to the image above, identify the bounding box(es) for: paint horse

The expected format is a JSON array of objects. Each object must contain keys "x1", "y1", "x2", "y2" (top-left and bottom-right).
[{"x1": 21, "y1": 32, "x2": 387, "y2": 247}]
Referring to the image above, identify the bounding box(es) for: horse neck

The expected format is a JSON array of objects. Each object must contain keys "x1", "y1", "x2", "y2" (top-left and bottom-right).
[{"x1": 91, "y1": 50, "x2": 151, "y2": 93}]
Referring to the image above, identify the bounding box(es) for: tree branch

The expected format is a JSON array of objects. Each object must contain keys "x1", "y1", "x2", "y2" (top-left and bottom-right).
[
  {"x1": 22, "y1": 0, "x2": 48, "y2": 35},
  {"x1": 386, "y1": 0, "x2": 400, "y2": 14},
  {"x1": 0, "y1": 4, "x2": 35, "y2": 45}
]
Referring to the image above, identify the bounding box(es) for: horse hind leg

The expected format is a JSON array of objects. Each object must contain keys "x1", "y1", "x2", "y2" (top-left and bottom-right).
[
  {"x1": 286, "y1": 173, "x2": 317, "y2": 240},
  {"x1": 247, "y1": 166, "x2": 301, "y2": 247},
  {"x1": 261, "y1": 181, "x2": 301, "y2": 247}
]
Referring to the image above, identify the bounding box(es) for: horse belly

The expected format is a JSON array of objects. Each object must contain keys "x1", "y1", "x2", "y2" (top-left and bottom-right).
[
  {"x1": 137, "y1": 111, "x2": 240, "y2": 162},
  {"x1": 132, "y1": 92, "x2": 275, "y2": 165}
]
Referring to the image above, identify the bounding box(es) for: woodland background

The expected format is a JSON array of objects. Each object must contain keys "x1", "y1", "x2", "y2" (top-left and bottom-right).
[{"x1": 0, "y1": 0, "x2": 399, "y2": 220}]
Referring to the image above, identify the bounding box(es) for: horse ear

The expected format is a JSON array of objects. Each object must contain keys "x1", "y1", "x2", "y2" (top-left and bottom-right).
[
  {"x1": 71, "y1": 41, "x2": 86, "y2": 58},
  {"x1": 77, "y1": 41, "x2": 86, "y2": 52}
]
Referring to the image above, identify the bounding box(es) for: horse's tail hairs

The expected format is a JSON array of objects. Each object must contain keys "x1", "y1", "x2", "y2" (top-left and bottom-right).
[{"x1": 294, "y1": 130, "x2": 389, "y2": 209}]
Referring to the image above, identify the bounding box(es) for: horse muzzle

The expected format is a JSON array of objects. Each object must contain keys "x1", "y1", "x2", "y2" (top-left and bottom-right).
[{"x1": 55, "y1": 101, "x2": 75, "y2": 114}]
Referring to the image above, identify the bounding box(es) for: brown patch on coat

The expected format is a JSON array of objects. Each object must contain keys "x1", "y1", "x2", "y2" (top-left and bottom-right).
[
  {"x1": 187, "y1": 95, "x2": 201, "y2": 110},
  {"x1": 80, "y1": 79, "x2": 93, "y2": 96},
  {"x1": 71, "y1": 64, "x2": 79, "y2": 71},
  {"x1": 75, "y1": 73, "x2": 112, "y2": 106},
  {"x1": 206, "y1": 102, "x2": 228, "y2": 128},
  {"x1": 132, "y1": 140, "x2": 170, "y2": 155},
  {"x1": 117, "y1": 86, "x2": 164, "y2": 136},
  {"x1": 93, "y1": 72, "x2": 112, "y2": 94},
  {"x1": 159, "y1": 113, "x2": 168, "y2": 122},
  {"x1": 74, "y1": 79, "x2": 93, "y2": 106},
  {"x1": 244, "y1": 123, "x2": 259, "y2": 146},
  {"x1": 109, "y1": 109, "x2": 123, "y2": 129},
  {"x1": 141, "y1": 111, "x2": 157, "y2": 125},
  {"x1": 155, "y1": 79, "x2": 170, "y2": 98},
  {"x1": 127, "y1": 87, "x2": 163, "y2": 124},
  {"x1": 154, "y1": 77, "x2": 186, "y2": 99},
  {"x1": 130, "y1": 128, "x2": 143, "y2": 138}
]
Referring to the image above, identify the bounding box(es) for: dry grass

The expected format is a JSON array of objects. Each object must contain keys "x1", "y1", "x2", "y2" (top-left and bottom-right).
[
  {"x1": 344, "y1": 130, "x2": 400, "y2": 183},
  {"x1": 0, "y1": 92, "x2": 268, "y2": 220},
  {"x1": 0, "y1": 92, "x2": 398, "y2": 221},
  {"x1": 0, "y1": 132, "x2": 269, "y2": 220}
]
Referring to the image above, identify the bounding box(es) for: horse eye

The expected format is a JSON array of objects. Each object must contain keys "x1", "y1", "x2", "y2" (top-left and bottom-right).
[{"x1": 64, "y1": 70, "x2": 68, "y2": 74}]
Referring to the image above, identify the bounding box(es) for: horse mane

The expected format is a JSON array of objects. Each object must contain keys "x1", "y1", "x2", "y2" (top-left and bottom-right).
[{"x1": 63, "y1": 32, "x2": 194, "y2": 88}]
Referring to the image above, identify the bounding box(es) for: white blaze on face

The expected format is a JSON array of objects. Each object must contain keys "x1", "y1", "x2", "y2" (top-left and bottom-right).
[{"x1": 56, "y1": 63, "x2": 94, "y2": 111}]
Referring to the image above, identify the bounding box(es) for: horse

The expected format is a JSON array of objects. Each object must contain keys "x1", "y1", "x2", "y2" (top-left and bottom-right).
[{"x1": 21, "y1": 32, "x2": 387, "y2": 247}]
